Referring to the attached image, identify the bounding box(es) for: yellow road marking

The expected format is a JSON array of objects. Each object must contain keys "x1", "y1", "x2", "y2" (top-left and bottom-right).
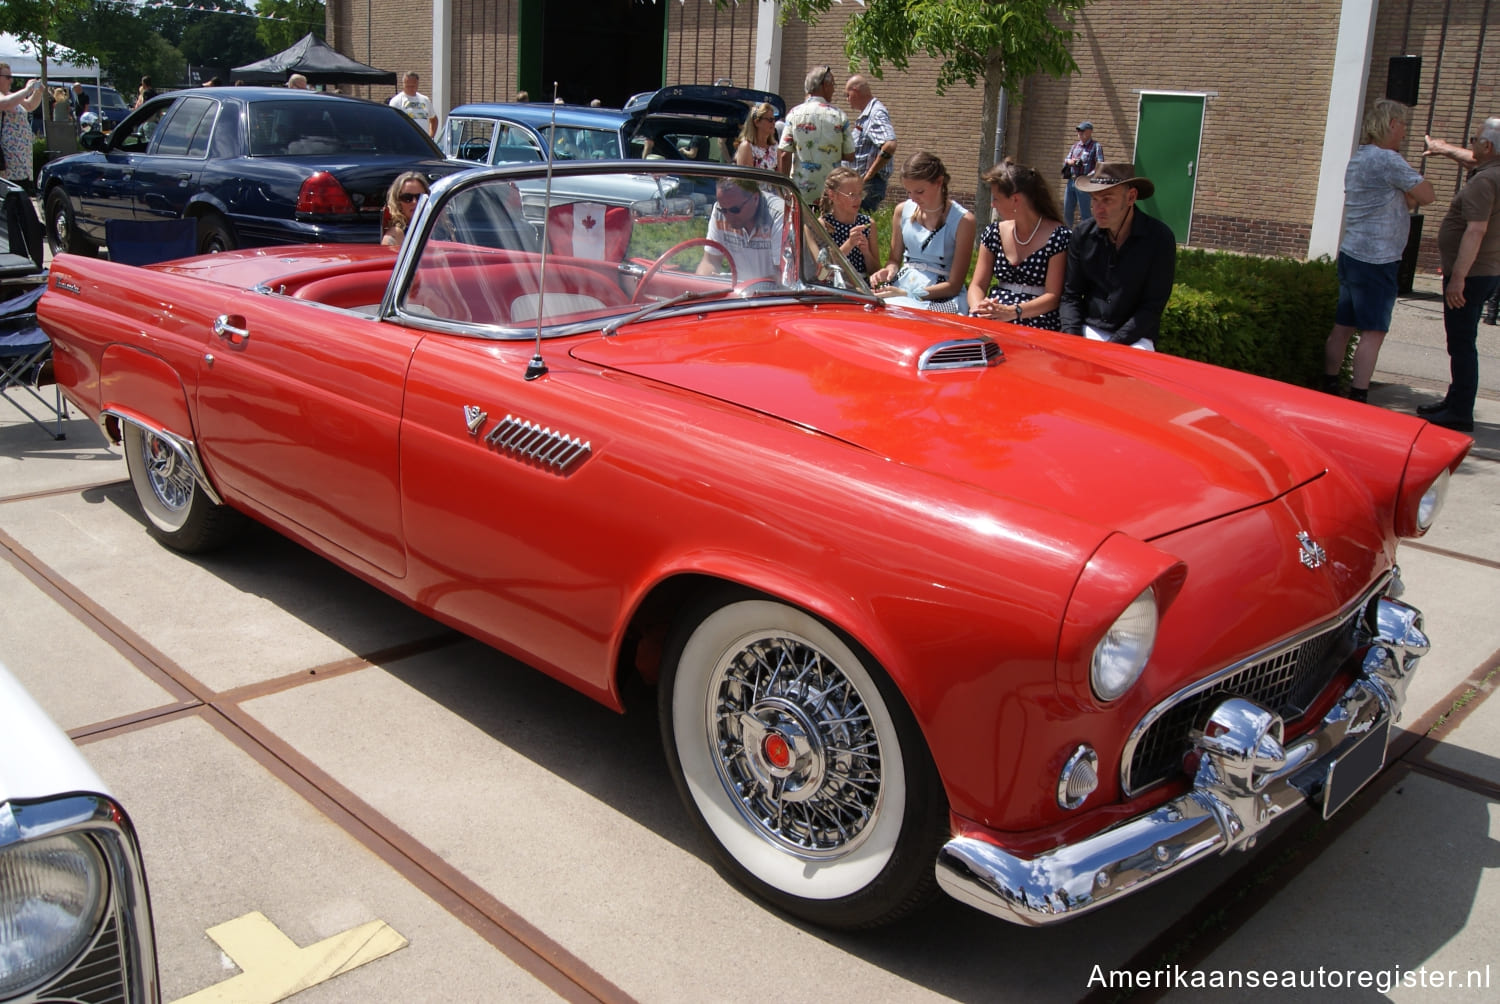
[{"x1": 172, "y1": 911, "x2": 408, "y2": 1004}]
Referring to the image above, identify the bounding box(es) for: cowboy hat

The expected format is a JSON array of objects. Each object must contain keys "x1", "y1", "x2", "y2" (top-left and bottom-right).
[{"x1": 1074, "y1": 162, "x2": 1155, "y2": 198}]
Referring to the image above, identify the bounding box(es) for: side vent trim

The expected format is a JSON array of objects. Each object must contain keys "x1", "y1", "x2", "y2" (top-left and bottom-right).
[{"x1": 485, "y1": 414, "x2": 592, "y2": 474}]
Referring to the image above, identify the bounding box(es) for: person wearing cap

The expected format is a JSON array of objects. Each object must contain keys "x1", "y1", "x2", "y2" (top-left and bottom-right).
[
  {"x1": 1058, "y1": 163, "x2": 1176, "y2": 350},
  {"x1": 1061, "y1": 122, "x2": 1103, "y2": 227}
]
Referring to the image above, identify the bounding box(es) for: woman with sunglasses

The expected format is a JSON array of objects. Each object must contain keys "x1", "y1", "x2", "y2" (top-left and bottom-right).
[
  {"x1": 734, "y1": 102, "x2": 779, "y2": 171},
  {"x1": 382, "y1": 172, "x2": 431, "y2": 247}
]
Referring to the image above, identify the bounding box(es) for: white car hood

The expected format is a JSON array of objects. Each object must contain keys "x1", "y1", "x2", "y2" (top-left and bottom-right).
[{"x1": 0, "y1": 663, "x2": 107, "y2": 805}]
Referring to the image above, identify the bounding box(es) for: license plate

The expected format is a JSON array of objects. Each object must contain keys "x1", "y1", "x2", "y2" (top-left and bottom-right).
[{"x1": 1321, "y1": 717, "x2": 1392, "y2": 818}]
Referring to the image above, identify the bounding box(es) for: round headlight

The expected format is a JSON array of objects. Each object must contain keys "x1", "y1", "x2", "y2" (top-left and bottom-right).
[
  {"x1": 0, "y1": 832, "x2": 108, "y2": 998},
  {"x1": 1416, "y1": 467, "x2": 1450, "y2": 532},
  {"x1": 1091, "y1": 588, "x2": 1159, "y2": 702}
]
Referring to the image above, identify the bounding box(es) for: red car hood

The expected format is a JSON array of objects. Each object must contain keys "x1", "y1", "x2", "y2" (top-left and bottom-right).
[{"x1": 571, "y1": 306, "x2": 1329, "y2": 540}]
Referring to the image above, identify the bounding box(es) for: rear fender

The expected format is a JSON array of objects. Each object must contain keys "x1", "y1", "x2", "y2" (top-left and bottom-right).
[{"x1": 98, "y1": 346, "x2": 223, "y2": 506}]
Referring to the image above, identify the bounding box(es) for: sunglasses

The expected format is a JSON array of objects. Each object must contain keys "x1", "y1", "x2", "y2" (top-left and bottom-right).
[
  {"x1": 721, "y1": 197, "x2": 755, "y2": 216},
  {"x1": 398, "y1": 192, "x2": 423, "y2": 203}
]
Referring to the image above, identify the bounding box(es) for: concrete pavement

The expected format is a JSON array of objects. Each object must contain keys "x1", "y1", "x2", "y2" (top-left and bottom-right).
[{"x1": 2, "y1": 281, "x2": 1498, "y2": 1002}]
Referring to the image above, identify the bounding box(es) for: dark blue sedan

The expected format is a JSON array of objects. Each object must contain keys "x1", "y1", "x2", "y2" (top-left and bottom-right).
[{"x1": 38, "y1": 87, "x2": 464, "y2": 256}]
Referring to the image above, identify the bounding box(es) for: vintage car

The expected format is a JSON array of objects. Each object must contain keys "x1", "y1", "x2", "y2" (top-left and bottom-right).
[
  {"x1": 38, "y1": 87, "x2": 461, "y2": 257},
  {"x1": 37, "y1": 161, "x2": 1469, "y2": 929},
  {"x1": 441, "y1": 84, "x2": 785, "y2": 167},
  {"x1": 0, "y1": 663, "x2": 157, "y2": 1001}
]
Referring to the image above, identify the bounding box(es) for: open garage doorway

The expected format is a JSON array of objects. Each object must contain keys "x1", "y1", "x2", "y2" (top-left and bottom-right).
[{"x1": 531, "y1": 0, "x2": 665, "y2": 108}]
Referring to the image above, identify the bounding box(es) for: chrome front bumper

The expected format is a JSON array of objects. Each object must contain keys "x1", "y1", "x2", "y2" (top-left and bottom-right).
[{"x1": 935, "y1": 596, "x2": 1427, "y2": 926}]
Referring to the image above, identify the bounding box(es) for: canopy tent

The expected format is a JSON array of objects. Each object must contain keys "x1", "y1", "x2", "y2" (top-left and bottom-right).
[
  {"x1": 0, "y1": 33, "x2": 99, "y2": 81},
  {"x1": 231, "y1": 33, "x2": 396, "y2": 87}
]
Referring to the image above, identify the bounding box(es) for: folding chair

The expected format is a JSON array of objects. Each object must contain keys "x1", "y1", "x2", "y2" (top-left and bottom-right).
[
  {"x1": 0, "y1": 285, "x2": 65, "y2": 440},
  {"x1": 1, "y1": 179, "x2": 44, "y2": 282},
  {"x1": 104, "y1": 218, "x2": 199, "y2": 266}
]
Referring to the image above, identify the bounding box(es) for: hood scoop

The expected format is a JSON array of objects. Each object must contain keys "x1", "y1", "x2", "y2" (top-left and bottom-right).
[{"x1": 919, "y1": 336, "x2": 1004, "y2": 371}]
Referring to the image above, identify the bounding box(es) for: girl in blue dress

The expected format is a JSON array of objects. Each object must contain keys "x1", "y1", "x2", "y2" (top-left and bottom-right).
[{"x1": 869, "y1": 152, "x2": 975, "y2": 313}]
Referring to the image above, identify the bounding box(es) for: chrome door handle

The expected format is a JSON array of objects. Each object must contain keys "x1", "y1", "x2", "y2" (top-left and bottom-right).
[{"x1": 213, "y1": 314, "x2": 249, "y2": 345}]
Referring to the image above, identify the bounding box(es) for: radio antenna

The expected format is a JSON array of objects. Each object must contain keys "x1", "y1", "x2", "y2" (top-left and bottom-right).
[{"x1": 525, "y1": 81, "x2": 561, "y2": 381}]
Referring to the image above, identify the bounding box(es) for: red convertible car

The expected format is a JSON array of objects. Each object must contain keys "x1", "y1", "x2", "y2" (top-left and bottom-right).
[{"x1": 38, "y1": 161, "x2": 1469, "y2": 929}]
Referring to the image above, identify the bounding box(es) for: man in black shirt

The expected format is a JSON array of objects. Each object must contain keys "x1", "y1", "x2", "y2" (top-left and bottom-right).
[{"x1": 1059, "y1": 163, "x2": 1176, "y2": 350}]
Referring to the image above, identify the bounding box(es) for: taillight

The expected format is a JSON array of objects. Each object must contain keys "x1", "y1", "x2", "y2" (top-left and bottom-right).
[{"x1": 297, "y1": 171, "x2": 356, "y2": 215}]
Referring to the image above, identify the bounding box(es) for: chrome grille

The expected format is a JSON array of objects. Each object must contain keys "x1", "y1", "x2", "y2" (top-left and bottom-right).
[
  {"x1": 36, "y1": 913, "x2": 127, "y2": 1003},
  {"x1": 918, "y1": 337, "x2": 1002, "y2": 371},
  {"x1": 1124, "y1": 602, "x2": 1367, "y2": 794}
]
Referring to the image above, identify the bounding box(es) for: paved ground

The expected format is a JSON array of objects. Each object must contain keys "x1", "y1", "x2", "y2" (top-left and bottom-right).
[{"x1": 2, "y1": 279, "x2": 1498, "y2": 1003}]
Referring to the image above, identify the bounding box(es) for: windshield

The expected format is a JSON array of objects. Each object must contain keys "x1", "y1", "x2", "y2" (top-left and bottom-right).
[{"x1": 396, "y1": 163, "x2": 869, "y2": 335}]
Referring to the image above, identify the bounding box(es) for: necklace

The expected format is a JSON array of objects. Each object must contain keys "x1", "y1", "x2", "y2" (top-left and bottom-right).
[{"x1": 1014, "y1": 214, "x2": 1043, "y2": 246}]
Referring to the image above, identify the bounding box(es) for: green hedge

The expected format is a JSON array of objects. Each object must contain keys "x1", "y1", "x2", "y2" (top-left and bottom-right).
[{"x1": 1157, "y1": 249, "x2": 1338, "y2": 388}]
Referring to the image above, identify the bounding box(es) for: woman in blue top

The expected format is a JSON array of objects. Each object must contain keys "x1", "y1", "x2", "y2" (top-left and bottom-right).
[
  {"x1": 1321, "y1": 98, "x2": 1435, "y2": 401},
  {"x1": 870, "y1": 151, "x2": 975, "y2": 313}
]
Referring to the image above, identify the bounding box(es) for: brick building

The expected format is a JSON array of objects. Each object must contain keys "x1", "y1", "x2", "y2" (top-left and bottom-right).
[{"x1": 328, "y1": 0, "x2": 1491, "y2": 274}]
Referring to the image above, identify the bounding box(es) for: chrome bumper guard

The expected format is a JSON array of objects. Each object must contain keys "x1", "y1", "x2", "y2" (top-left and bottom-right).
[{"x1": 935, "y1": 596, "x2": 1427, "y2": 926}]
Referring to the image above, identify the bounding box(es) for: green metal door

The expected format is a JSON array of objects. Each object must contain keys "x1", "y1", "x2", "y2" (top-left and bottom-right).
[{"x1": 1133, "y1": 93, "x2": 1205, "y2": 244}]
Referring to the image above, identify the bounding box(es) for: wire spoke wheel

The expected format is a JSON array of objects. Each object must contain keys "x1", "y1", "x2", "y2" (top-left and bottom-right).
[
  {"x1": 122, "y1": 423, "x2": 242, "y2": 553},
  {"x1": 710, "y1": 631, "x2": 883, "y2": 857},
  {"x1": 661, "y1": 595, "x2": 945, "y2": 928}
]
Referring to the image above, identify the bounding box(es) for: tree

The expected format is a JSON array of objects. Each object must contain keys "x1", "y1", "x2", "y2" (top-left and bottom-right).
[
  {"x1": 775, "y1": 0, "x2": 1091, "y2": 201},
  {"x1": 179, "y1": 4, "x2": 267, "y2": 73},
  {"x1": 256, "y1": 0, "x2": 327, "y2": 54},
  {"x1": 0, "y1": 0, "x2": 95, "y2": 86},
  {"x1": 55, "y1": 4, "x2": 182, "y2": 91}
]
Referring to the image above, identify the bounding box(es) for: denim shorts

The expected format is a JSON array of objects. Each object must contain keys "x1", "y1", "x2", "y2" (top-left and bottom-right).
[{"x1": 1334, "y1": 252, "x2": 1400, "y2": 332}]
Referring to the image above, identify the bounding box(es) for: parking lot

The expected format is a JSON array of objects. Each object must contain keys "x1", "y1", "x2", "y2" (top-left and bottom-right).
[{"x1": 3, "y1": 299, "x2": 1498, "y2": 1001}]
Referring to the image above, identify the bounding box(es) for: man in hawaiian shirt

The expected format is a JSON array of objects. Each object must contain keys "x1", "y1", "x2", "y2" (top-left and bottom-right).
[{"x1": 777, "y1": 65, "x2": 854, "y2": 205}]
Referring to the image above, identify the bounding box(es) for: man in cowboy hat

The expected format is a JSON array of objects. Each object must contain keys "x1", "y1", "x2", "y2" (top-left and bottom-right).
[{"x1": 1059, "y1": 163, "x2": 1176, "y2": 350}]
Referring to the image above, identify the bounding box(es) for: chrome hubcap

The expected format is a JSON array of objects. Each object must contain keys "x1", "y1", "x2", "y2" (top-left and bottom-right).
[
  {"x1": 708, "y1": 632, "x2": 882, "y2": 858},
  {"x1": 142, "y1": 433, "x2": 193, "y2": 512}
]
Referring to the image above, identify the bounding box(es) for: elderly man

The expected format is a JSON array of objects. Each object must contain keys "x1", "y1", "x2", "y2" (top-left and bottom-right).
[
  {"x1": 1413, "y1": 117, "x2": 1500, "y2": 431},
  {"x1": 1058, "y1": 163, "x2": 1176, "y2": 350},
  {"x1": 389, "y1": 71, "x2": 436, "y2": 138},
  {"x1": 697, "y1": 177, "x2": 787, "y2": 281},
  {"x1": 1061, "y1": 121, "x2": 1103, "y2": 227},
  {"x1": 286, "y1": 73, "x2": 309, "y2": 90},
  {"x1": 777, "y1": 65, "x2": 854, "y2": 205},
  {"x1": 845, "y1": 75, "x2": 896, "y2": 211}
]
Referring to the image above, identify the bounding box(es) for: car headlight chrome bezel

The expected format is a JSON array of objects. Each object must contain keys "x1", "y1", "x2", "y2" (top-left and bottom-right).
[
  {"x1": 1091, "y1": 587, "x2": 1159, "y2": 702},
  {"x1": 0, "y1": 830, "x2": 110, "y2": 999}
]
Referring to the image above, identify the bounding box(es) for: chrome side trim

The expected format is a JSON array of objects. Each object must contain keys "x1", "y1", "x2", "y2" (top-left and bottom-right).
[
  {"x1": 483, "y1": 414, "x2": 591, "y2": 473},
  {"x1": 918, "y1": 337, "x2": 1002, "y2": 371},
  {"x1": 101, "y1": 410, "x2": 225, "y2": 506},
  {"x1": 935, "y1": 595, "x2": 1427, "y2": 926},
  {"x1": 1119, "y1": 573, "x2": 1390, "y2": 796},
  {"x1": 0, "y1": 793, "x2": 159, "y2": 1002}
]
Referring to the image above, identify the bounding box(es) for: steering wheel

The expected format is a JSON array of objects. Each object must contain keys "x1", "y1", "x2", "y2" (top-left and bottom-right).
[{"x1": 632, "y1": 237, "x2": 737, "y2": 304}]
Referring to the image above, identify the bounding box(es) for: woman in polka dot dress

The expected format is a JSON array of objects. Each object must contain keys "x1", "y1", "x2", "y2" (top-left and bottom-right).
[{"x1": 967, "y1": 159, "x2": 1071, "y2": 330}]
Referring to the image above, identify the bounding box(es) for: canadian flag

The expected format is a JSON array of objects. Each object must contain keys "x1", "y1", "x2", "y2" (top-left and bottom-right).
[{"x1": 547, "y1": 202, "x2": 631, "y2": 259}]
